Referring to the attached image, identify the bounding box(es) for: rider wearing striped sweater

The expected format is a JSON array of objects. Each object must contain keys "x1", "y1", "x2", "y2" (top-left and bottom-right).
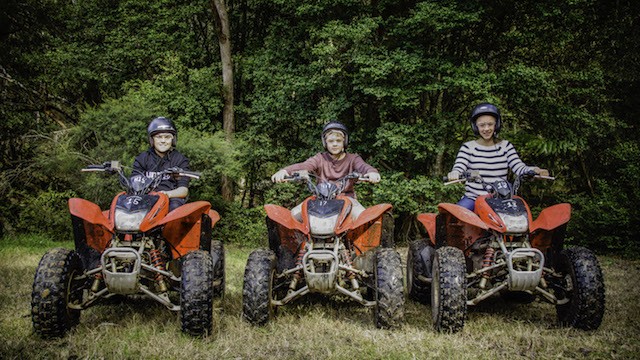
[{"x1": 447, "y1": 103, "x2": 548, "y2": 211}]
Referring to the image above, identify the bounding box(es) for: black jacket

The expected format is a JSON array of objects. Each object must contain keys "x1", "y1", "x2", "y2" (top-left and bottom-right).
[{"x1": 132, "y1": 148, "x2": 190, "y2": 191}]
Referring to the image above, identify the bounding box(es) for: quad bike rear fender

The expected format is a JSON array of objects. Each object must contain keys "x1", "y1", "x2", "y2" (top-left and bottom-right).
[
  {"x1": 435, "y1": 203, "x2": 488, "y2": 252},
  {"x1": 158, "y1": 201, "x2": 212, "y2": 259},
  {"x1": 341, "y1": 204, "x2": 392, "y2": 255},
  {"x1": 530, "y1": 203, "x2": 571, "y2": 253}
]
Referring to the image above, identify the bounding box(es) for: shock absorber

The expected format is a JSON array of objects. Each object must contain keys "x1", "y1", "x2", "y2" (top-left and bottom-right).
[
  {"x1": 149, "y1": 249, "x2": 167, "y2": 292},
  {"x1": 479, "y1": 247, "x2": 495, "y2": 289},
  {"x1": 341, "y1": 247, "x2": 359, "y2": 290},
  {"x1": 290, "y1": 243, "x2": 307, "y2": 292}
]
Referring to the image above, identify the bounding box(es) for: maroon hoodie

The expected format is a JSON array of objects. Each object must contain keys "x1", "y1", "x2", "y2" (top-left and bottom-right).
[{"x1": 284, "y1": 152, "x2": 377, "y2": 198}]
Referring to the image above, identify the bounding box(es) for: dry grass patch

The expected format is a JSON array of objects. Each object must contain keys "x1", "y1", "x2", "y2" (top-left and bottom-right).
[{"x1": 0, "y1": 237, "x2": 638, "y2": 359}]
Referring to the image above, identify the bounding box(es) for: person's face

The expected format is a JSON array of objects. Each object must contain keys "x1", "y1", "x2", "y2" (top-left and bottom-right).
[
  {"x1": 325, "y1": 132, "x2": 345, "y2": 155},
  {"x1": 153, "y1": 133, "x2": 174, "y2": 154},
  {"x1": 475, "y1": 115, "x2": 497, "y2": 141}
]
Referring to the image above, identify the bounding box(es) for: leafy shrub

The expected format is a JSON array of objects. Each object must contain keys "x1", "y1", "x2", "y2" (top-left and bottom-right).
[
  {"x1": 214, "y1": 202, "x2": 267, "y2": 247},
  {"x1": 566, "y1": 182, "x2": 638, "y2": 255},
  {"x1": 17, "y1": 189, "x2": 77, "y2": 240}
]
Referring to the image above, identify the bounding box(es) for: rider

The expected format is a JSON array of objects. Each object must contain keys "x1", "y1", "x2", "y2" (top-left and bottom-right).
[
  {"x1": 133, "y1": 117, "x2": 190, "y2": 211},
  {"x1": 447, "y1": 103, "x2": 548, "y2": 211},
  {"x1": 271, "y1": 121, "x2": 380, "y2": 220}
]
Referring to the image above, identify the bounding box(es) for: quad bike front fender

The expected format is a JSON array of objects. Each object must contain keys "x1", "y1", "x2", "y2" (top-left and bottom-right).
[
  {"x1": 265, "y1": 204, "x2": 308, "y2": 233},
  {"x1": 530, "y1": 203, "x2": 571, "y2": 255},
  {"x1": 435, "y1": 203, "x2": 488, "y2": 252},
  {"x1": 69, "y1": 198, "x2": 114, "y2": 231},
  {"x1": 342, "y1": 204, "x2": 392, "y2": 256},
  {"x1": 530, "y1": 203, "x2": 571, "y2": 233},
  {"x1": 158, "y1": 201, "x2": 212, "y2": 258},
  {"x1": 438, "y1": 203, "x2": 489, "y2": 231},
  {"x1": 69, "y1": 198, "x2": 114, "y2": 268}
]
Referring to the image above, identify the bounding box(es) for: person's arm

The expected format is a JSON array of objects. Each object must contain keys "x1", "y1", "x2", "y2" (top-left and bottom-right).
[
  {"x1": 448, "y1": 144, "x2": 469, "y2": 181},
  {"x1": 504, "y1": 141, "x2": 548, "y2": 176},
  {"x1": 352, "y1": 155, "x2": 380, "y2": 183},
  {"x1": 132, "y1": 152, "x2": 146, "y2": 176},
  {"x1": 160, "y1": 186, "x2": 188, "y2": 199},
  {"x1": 272, "y1": 154, "x2": 322, "y2": 183}
]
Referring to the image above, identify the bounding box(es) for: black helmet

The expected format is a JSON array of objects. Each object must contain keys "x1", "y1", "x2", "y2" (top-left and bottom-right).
[
  {"x1": 469, "y1": 103, "x2": 501, "y2": 136},
  {"x1": 321, "y1": 121, "x2": 349, "y2": 149},
  {"x1": 147, "y1": 117, "x2": 177, "y2": 147}
]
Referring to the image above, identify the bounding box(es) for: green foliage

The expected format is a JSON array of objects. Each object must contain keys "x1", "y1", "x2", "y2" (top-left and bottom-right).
[
  {"x1": 360, "y1": 172, "x2": 459, "y2": 215},
  {"x1": 215, "y1": 203, "x2": 267, "y2": 247},
  {"x1": 2, "y1": 0, "x2": 640, "y2": 252},
  {"x1": 567, "y1": 181, "x2": 638, "y2": 255},
  {"x1": 16, "y1": 189, "x2": 77, "y2": 239}
]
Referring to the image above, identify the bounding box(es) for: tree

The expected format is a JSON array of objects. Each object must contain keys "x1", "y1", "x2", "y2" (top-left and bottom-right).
[{"x1": 211, "y1": 0, "x2": 235, "y2": 201}]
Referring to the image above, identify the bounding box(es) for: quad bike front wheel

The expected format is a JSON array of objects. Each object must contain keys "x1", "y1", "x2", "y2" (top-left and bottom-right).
[
  {"x1": 210, "y1": 240, "x2": 225, "y2": 298},
  {"x1": 407, "y1": 240, "x2": 432, "y2": 304},
  {"x1": 555, "y1": 246, "x2": 605, "y2": 330},
  {"x1": 374, "y1": 248, "x2": 405, "y2": 328},
  {"x1": 431, "y1": 246, "x2": 467, "y2": 333},
  {"x1": 242, "y1": 249, "x2": 276, "y2": 326},
  {"x1": 31, "y1": 248, "x2": 84, "y2": 338},
  {"x1": 180, "y1": 250, "x2": 214, "y2": 336}
]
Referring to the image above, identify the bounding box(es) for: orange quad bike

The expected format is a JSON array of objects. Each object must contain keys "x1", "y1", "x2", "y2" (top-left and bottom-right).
[
  {"x1": 407, "y1": 170, "x2": 605, "y2": 332},
  {"x1": 31, "y1": 161, "x2": 225, "y2": 337},
  {"x1": 242, "y1": 172, "x2": 404, "y2": 328}
]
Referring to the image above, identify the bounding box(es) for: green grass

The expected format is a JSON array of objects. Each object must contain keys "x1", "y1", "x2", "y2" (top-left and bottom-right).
[{"x1": 1, "y1": 235, "x2": 639, "y2": 359}]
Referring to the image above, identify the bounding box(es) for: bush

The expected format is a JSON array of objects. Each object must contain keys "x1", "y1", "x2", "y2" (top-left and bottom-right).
[
  {"x1": 17, "y1": 189, "x2": 77, "y2": 240},
  {"x1": 214, "y1": 203, "x2": 267, "y2": 247},
  {"x1": 566, "y1": 181, "x2": 639, "y2": 256}
]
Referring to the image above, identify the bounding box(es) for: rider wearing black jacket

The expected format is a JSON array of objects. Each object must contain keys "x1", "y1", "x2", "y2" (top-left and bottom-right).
[{"x1": 133, "y1": 117, "x2": 190, "y2": 211}]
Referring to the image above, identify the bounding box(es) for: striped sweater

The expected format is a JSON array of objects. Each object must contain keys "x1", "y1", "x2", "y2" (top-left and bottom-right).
[{"x1": 452, "y1": 140, "x2": 532, "y2": 200}]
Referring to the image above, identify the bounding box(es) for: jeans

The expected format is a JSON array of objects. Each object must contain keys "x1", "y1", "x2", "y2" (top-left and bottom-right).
[{"x1": 457, "y1": 196, "x2": 476, "y2": 211}]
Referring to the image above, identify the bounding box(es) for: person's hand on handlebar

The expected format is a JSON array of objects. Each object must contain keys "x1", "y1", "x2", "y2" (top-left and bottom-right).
[
  {"x1": 363, "y1": 172, "x2": 381, "y2": 183},
  {"x1": 271, "y1": 169, "x2": 289, "y2": 183},
  {"x1": 447, "y1": 170, "x2": 461, "y2": 181},
  {"x1": 531, "y1": 167, "x2": 549, "y2": 177}
]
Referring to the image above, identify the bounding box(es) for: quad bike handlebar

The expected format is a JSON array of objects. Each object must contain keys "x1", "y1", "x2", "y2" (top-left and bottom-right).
[
  {"x1": 81, "y1": 160, "x2": 200, "y2": 195},
  {"x1": 282, "y1": 171, "x2": 371, "y2": 200},
  {"x1": 443, "y1": 170, "x2": 555, "y2": 198}
]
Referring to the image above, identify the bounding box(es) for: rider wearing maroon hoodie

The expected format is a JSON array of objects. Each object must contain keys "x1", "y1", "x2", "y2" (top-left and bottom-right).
[{"x1": 271, "y1": 121, "x2": 380, "y2": 220}]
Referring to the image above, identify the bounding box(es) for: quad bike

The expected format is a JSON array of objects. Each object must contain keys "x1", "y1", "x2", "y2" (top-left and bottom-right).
[
  {"x1": 407, "y1": 170, "x2": 605, "y2": 332},
  {"x1": 242, "y1": 172, "x2": 404, "y2": 328},
  {"x1": 31, "y1": 161, "x2": 225, "y2": 337}
]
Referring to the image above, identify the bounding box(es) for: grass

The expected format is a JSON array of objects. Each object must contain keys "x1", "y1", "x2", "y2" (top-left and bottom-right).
[{"x1": 1, "y1": 235, "x2": 639, "y2": 359}]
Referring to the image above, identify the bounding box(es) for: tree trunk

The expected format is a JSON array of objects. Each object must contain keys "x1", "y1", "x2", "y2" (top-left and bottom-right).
[{"x1": 211, "y1": 0, "x2": 235, "y2": 201}]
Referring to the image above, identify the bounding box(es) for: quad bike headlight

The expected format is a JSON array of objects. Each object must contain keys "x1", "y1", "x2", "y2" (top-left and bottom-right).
[
  {"x1": 497, "y1": 212, "x2": 529, "y2": 234},
  {"x1": 114, "y1": 209, "x2": 148, "y2": 231}
]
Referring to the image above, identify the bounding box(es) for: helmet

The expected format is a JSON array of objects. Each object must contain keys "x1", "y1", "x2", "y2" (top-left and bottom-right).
[
  {"x1": 147, "y1": 117, "x2": 177, "y2": 147},
  {"x1": 321, "y1": 121, "x2": 349, "y2": 149},
  {"x1": 469, "y1": 103, "x2": 501, "y2": 136}
]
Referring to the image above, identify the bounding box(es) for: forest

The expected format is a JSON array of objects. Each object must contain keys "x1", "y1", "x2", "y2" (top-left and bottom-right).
[{"x1": 1, "y1": 0, "x2": 638, "y2": 254}]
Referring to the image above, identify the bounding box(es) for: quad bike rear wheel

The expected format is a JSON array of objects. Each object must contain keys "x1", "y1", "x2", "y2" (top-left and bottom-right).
[
  {"x1": 31, "y1": 248, "x2": 84, "y2": 338},
  {"x1": 374, "y1": 248, "x2": 404, "y2": 328},
  {"x1": 555, "y1": 246, "x2": 605, "y2": 330},
  {"x1": 407, "y1": 240, "x2": 432, "y2": 304},
  {"x1": 242, "y1": 249, "x2": 276, "y2": 325},
  {"x1": 431, "y1": 246, "x2": 467, "y2": 333},
  {"x1": 209, "y1": 240, "x2": 225, "y2": 298},
  {"x1": 180, "y1": 250, "x2": 214, "y2": 336}
]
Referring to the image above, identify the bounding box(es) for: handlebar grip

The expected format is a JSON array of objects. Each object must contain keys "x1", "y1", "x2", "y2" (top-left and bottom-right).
[{"x1": 175, "y1": 170, "x2": 201, "y2": 179}]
